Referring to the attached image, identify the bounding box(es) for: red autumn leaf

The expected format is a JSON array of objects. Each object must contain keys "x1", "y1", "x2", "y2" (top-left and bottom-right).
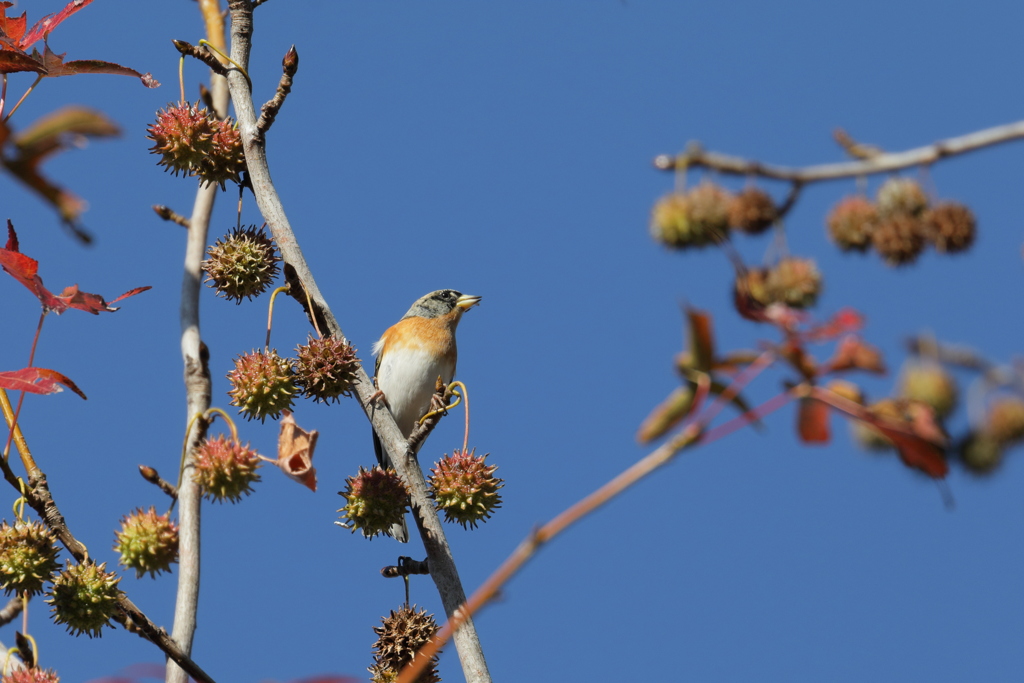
[
  {"x1": 686, "y1": 308, "x2": 716, "y2": 372},
  {"x1": 275, "y1": 411, "x2": 318, "y2": 491},
  {"x1": 2, "y1": 107, "x2": 119, "y2": 236},
  {"x1": 797, "y1": 397, "x2": 830, "y2": 444},
  {"x1": 804, "y1": 307, "x2": 864, "y2": 342},
  {"x1": 0, "y1": 0, "x2": 157, "y2": 87},
  {"x1": 0, "y1": 221, "x2": 150, "y2": 313},
  {"x1": 18, "y1": 0, "x2": 95, "y2": 49},
  {"x1": 826, "y1": 335, "x2": 886, "y2": 374},
  {"x1": 0, "y1": 366, "x2": 86, "y2": 399}
]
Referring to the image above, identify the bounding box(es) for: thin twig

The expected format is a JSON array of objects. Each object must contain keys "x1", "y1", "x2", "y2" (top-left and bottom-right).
[
  {"x1": 654, "y1": 120, "x2": 1024, "y2": 182},
  {"x1": 224, "y1": 3, "x2": 491, "y2": 681},
  {"x1": 139, "y1": 465, "x2": 179, "y2": 501},
  {"x1": 153, "y1": 205, "x2": 191, "y2": 229},
  {"x1": 166, "y1": 2, "x2": 228, "y2": 682},
  {"x1": 256, "y1": 46, "x2": 297, "y2": 136},
  {"x1": 172, "y1": 40, "x2": 228, "y2": 78},
  {"x1": 382, "y1": 557, "x2": 430, "y2": 579}
]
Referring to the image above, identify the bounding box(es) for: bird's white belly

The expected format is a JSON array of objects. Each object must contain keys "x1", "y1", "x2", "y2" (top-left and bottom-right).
[{"x1": 376, "y1": 346, "x2": 455, "y2": 437}]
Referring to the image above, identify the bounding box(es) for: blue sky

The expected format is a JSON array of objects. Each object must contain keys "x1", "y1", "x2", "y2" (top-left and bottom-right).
[{"x1": 2, "y1": 1, "x2": 1024, "y2": 681}]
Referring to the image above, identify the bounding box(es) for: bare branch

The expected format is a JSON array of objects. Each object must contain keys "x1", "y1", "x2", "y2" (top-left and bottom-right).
[
  {"x1": 654, "y1": 120, "x2": 1024, "y2": 183},
  {"x1": 153, "y1": 205, "x2": 190, "y2": 229},
  {"x1": 167, "y1": 2, "x2": 231, "y2": 682},
  {"x1": 256, "y1": 46, "x2": 297, "y2": 136},
  {"x1": 172, "y1": 39, "x2": 228, "y2": 78},
  {"x1": 225, "y1": 3, "x2": 491, "y2": 681},
  {"x1": 139, "y1": 464, "x2": 179, "y2": 501}
]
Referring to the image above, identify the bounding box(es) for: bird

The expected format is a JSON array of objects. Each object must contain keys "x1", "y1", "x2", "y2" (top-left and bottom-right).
[{"x1": 372, "y1": 289, "x2": 481, "y2": 541}]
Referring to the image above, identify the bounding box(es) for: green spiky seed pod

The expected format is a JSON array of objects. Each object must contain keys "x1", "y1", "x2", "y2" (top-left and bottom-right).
[
  {"x1": 113, "y1": 507, "x2": 179, "y2": 579},
  {"x1": 147, "y1": 102, "x2": 246, "y2": 188},
  {"x1": 765, "y1": 257, "x2": 822, "y2": 309},
  {"x1": 727, "y1": 187, "x2": 777, "y2": 235},
  {"x1": 1, "y1": 668, "x2": 61, "y2": 683},
  {"x1": 294, "y1": 336, "x2": 360, "y2": 403},
  {"x1": 650, "y1": 192, "x2": 702, "y2": 249},
  {"x1": 370, "y1": 605, "x2": 441, "y2": 683},
  {"x1": 227, "y1": 349, "x2": 297, "y2": 422},
  {"x1": 192, "y1": 435, "x2": 262, "y2": 503},
  {"x1": 923, "y1": 202, "x2": 976, "y2": 254},
  {"x1": 0, "y1": 521, "x2": 60, "y2": 596},
  {"x1": 202, "y1": 226, "x2": 280, "y2": 303},
  {"x1": 876, "y1": 177, "x2": 928, "y2": 217},
  {"x1": 826, "y1": 196, "x2": 877, "y2": 251},
  {"x1": 686, "y1": 182, "x2": 733, "y2": 238},
  {"x1": 429, "y1": 449, "x2": 504, "y2": 528},
  {"x1": 960, "y1": 432, "x2": 1003, "y2": 474},
  {"x1": 985, "y1": 396, "x2": 1024, "y2": 445},
  {"x1": 897, "y1": 361, "x2": 957, "y2": 419},
  {"x1": 46, "y1": 561, "x2": 122, "y2": 638},
  {"x1": 851, "y1": 398, "x2": 905, "y2": 452},
  {"x1": 338, "y1": 466, "x2": 409, "y2": 539},
  {"x1": 650, "y1": 183, "x2": 732, "y2": 250},
  {"x1": 871, "y1": 214, "x2": 927, "y2": 266}
]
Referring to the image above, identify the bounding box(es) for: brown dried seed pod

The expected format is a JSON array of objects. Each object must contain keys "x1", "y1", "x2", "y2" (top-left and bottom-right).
[
  {"x1": 826, "y1": 195, "x2": 877, "y2": 251},
  {"x1": 923, "y1": 202, "x2": 976, "y2": 254},
  {"x1": 728, "y1": 187, "x2": 777, "y2": 235},
  {"x1": 871, "y1": 214, "x2": 927, "y2": 266}
]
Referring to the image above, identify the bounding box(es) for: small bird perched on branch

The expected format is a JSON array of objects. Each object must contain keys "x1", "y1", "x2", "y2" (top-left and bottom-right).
[{"x1": 372, "y1": 289, "x2": 482, "y2": 541}]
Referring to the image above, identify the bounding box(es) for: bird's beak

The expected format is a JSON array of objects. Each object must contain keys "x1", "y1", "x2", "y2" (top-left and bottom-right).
[{"x1": 456, "y1": 294, "x2": 482, "y2": 310}]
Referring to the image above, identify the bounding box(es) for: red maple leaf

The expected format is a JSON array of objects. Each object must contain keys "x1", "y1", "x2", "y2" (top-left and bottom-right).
[
  {"x1": 0, "y1": 366, "x2": 86, "y2": 398},
  {"x1": 0, "y1": 0, "x2": 158, "y2": 87},
  {"x1": 0, "y1": 220, "x2": 150, "y2": 313}
]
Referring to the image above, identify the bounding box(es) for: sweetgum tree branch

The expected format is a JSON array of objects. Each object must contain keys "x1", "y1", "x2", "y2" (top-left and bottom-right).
[
  {"x1": 224, "y1": 2, "x2": 492, "y2": 681},
  {"x1": 167, "y1": 2, "x2": 230, "y2": 682},
  {"x1": 399, "y1": 356, "x2": 782, "y2": 683},
  {"x1": 654, "y1": 120, "x2": 1024, "y2": 182}
]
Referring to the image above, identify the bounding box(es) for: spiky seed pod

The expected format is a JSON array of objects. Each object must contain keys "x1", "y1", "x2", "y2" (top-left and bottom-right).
[
  {"x1": 650, "y1": 192, "x2": 695, "y2": 249},
  {"x1": 294, "y1": 336, "x2": 360, "y2": 403},
  {"x1": 1, "y1": 669, "x2": 61, "y2": 683},
  {"x1": 202, "y1": 226, "x2": 280, "y2": 303},
  {"x1": 727, "y1": 187, "x2": 777, "y2": 235},
  {"x1": 764, "y1": 257, "x2": 822, "y2": 309},
  {"x1": 923, "y1": 202, "x2": 976, "y2": 254},
  {"x1": 338, "y1": 466, "x2": 409, "y2": 539},
  {"x1": 876, "y1": 177, "x2": 928, "y2": 217},
  {"x1": 985, "y1": 396, "x2": 1024, "y2": 445},
  {"x1": 871, "y1": 214, "x2": 927, "y2": 266},
  {"x1": 429, "y1": 449, "x2": 504, "y2": 528},
  {"x1": 46, "y1": 561, "x2": 122, "y2": 638},
  {"x1": 227, "y1": 349, "x2": 297, "y2": 422},
  {"x1": 370, "y1": 605, "x2": 441, "y2": 683},
  {"x1": 826, "y1": 196, "x2": 877, "y2": 251},
  {"x1": 113, "y1": 508, "x2": 179, "y2": 579},
  {"x1": 192, "y1": 435, "x2": 262, "y2": 503},
  {"x1": 897, "y1": 361, "x2": 957, "y2": 420},
  {"x1": 850, "y1": 398, "x2": 906, "y2": 452},
  {"x1": 147, "y1": 102, "x2": 246, "y2": 188},
  {"x1": 0, "y1": 521, "x2": 60, "y2": 595},
  {"x1": 686, "y1": 181, "x2": 733, "y2": 239},
  {"x1": 960, "y1": 432, "x2": 1004, "y2": 474},
  {"x1": 650, "y1": 184, "x2": 732, "y2": 250}
]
